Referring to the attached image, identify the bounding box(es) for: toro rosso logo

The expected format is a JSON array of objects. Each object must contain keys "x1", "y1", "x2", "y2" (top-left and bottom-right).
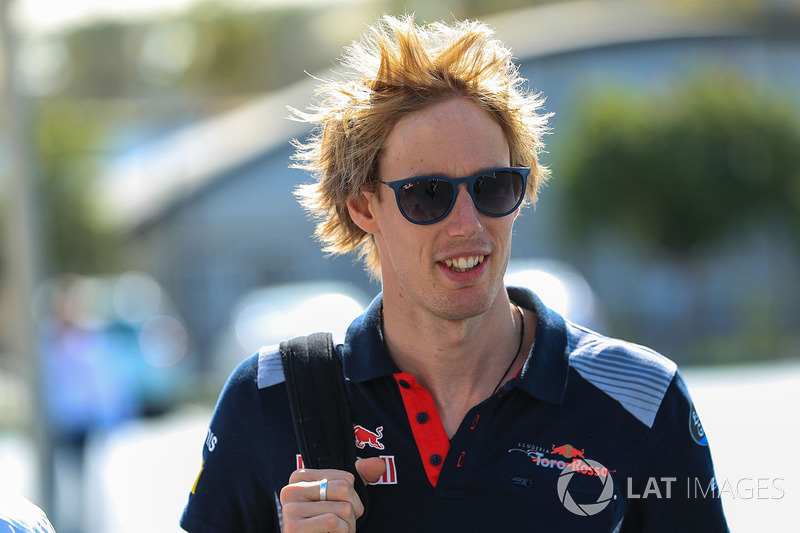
[
  {"x1": 509, "y1": 442, "x2": 615, "y2": 477},
  {"x1": 354, "y1": 425, "x2": 384, "y2": 450}
]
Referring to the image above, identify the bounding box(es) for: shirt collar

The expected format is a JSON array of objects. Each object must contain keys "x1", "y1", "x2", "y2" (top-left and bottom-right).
[
  {"x1": 342, "y1": 287, "x2": 569, "y2": 404},
  {"x1": 507, "y1": 286, "x2": 569, "y2": 404},
  {"x1": 341, "y1": 293, "x2": 399, "y2": 382}
]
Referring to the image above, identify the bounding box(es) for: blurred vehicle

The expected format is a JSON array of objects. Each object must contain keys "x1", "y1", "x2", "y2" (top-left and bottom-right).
[{"x1": 212, "y1": 281, "x2": 374, "y2": 378}]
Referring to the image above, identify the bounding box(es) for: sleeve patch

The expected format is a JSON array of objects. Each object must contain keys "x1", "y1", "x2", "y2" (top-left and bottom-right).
[
  {"x1": 689, "y1": 405, "x2": 709, "y2": 446},
  {"x1": 568, "y1": 324, "x2": 677, "y2": 428}
]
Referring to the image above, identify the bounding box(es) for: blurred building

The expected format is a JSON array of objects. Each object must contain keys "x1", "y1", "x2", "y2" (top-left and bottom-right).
[{"x1": 96, "y1": 1, "x2": 800, "y2": 370}]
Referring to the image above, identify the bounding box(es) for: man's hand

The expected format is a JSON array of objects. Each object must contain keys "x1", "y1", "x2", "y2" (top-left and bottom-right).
[{"x1": 280, "y1": 457, "x2": 386, "y2": 532}]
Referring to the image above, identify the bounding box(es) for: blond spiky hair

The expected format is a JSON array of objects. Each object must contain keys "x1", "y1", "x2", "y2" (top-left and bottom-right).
[{"x1": 291, "y1": 14, "x2": 551, "y2": 278}]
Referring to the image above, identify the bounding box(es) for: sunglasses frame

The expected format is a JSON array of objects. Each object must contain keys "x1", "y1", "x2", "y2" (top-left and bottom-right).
[{"x1": 377, "y1": 167, "x2": 530, "y2": 225}]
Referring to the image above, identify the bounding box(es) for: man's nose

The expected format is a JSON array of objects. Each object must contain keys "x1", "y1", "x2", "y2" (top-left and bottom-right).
[{"x1": 445, "y1": 184, "x2": 482, "y2": 238}]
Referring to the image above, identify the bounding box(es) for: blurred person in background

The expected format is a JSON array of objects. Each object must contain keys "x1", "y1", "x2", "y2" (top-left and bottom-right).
[
  {"x1": 39, "y1": 275, "x2": 140, "y2": 533},
  {"x1": 181, "y1": 15, "x2": 728, "y2": 532},
  {"x1": 0, "y1": 495, "x2": 56, "y2": 533}
]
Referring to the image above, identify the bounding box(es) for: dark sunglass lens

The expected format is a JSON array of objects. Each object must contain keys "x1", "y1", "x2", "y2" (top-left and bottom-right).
[
  {"x1": 473, "y1": 170, "x2": 524, "y2": 215},
  {"x1": 398, "y1": 178, "x2": 454, "y2": 223}
]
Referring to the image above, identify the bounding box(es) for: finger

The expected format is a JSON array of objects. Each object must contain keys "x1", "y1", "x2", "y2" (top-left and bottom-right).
[
  {"x1": 281, "y1": 479, "x2": 356, "y2": 503},
  {"x1": 280, "y1": 478, "x2": 365, "y2": 518},
  {"x1": 305, "y1": 512, "x2": 352, "y2": 533},
  {"x1": 289, "y1": 468, "x2": 355, "y2": 485},
  {"x1": 355, "y1": 457, "x2": 387, "y2": 485},
  {"x1": 281, "y1": 501, "x2": 356, "y2": 533}
]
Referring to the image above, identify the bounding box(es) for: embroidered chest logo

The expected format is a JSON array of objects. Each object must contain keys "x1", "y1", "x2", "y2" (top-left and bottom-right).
[
  {"x1": 509, "y1": 442, "x2": 615, "y2": 476},
  {"x1": 354, "y1": 425, "x2": 384, "y2": 450}
]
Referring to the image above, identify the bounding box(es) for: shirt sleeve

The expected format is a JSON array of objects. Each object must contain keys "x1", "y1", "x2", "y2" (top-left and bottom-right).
[
  {"x1": 622, "y1": 371, "x2": 729, "y2": 532},
  {"x1": 180, "y1": 355, "x2": 280, "y2": 532}
]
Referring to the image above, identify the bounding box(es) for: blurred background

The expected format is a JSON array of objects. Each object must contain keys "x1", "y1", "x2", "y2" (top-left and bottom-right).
[{"x1": 0, "y1": 0, "x2": 798, "y2": 531}]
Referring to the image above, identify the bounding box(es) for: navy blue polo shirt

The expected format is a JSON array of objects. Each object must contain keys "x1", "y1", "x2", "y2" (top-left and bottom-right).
[{"x1": 181, "y1": 287, "x2": 728, "y2": 532}]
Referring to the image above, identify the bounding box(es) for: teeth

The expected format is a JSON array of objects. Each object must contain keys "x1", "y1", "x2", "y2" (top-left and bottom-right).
[{"x1": 444, "y1": 255, "x2": 485, "y2": 272}]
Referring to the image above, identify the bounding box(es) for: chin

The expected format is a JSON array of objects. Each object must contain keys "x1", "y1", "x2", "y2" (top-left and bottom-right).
[{"x1": 436, "y1": 287, "x2": 496, "y2": 321}]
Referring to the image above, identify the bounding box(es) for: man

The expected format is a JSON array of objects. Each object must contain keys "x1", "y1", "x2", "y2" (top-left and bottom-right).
[{"x1": 181, "y1": 15, "x2": 728, "y2": 532}]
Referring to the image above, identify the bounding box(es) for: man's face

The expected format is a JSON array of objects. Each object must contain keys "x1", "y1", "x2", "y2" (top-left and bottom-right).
[{"x1": 364, "y1": 97, "x2": 518, "y2": 321}]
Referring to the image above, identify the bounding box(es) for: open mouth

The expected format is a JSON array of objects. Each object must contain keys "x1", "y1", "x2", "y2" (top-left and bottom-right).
[{"x1": 443, "y1": 255, "x2": 485, "y2": 273}]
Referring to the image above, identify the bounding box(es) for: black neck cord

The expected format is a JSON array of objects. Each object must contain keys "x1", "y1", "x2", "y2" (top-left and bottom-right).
[{"x1": 492, "y1": 303, "x2": 525, "y2": 396}]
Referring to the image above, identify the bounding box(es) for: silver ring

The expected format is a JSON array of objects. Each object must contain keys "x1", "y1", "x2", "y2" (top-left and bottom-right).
[{"x1": 319, "y1": 479, "x2": 328, "y2": 501}]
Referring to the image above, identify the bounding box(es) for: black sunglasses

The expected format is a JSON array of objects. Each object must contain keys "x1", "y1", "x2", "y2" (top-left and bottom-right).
[{"x1": 377, "y1": 167, "x2": 530, "y2": 225}]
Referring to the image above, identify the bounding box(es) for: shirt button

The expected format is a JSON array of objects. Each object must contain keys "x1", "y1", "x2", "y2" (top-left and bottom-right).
[
  {"x1": 430, "y1": 454, "x2": 442, "y2": 466},
  {"x1": 416, "y1": 412, "x2": 429, "y2": 424},
  {"x1": 399, "y1": 380, "x2": 410, "y2": 389}
]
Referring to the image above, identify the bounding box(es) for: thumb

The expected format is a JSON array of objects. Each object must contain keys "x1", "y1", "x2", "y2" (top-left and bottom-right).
[{"x1": 355, "y1": 457, "x2": 386, "y2": 485}]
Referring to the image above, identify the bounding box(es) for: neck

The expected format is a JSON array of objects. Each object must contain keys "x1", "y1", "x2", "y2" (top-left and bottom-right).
[{"x1": 381, "y1": 290, "x2": 530, "y2": 434}]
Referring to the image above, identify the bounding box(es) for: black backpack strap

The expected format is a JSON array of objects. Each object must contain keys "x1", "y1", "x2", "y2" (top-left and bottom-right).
[{"x1": 279, "y1": 332, "x2": 369, "y2": 526}]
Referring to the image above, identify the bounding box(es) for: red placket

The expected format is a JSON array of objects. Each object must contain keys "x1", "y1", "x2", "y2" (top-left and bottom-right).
[{"x1": 393, "y1": 372, "x2": 451, "y2": 486}]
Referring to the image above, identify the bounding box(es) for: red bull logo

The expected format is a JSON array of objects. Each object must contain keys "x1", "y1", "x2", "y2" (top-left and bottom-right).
[
  {"x1": 551, "y1": 444, "x2": 585, "y2": 459},
  {"x1": 354, "y1": 425, "x2": 385, "y2": 450},
  {"x1": 372, "y1": 455, "x2": 397, "y2": 485},
  {"x1": 295, "y1": 454, "x2": 398, "y2": 485}
]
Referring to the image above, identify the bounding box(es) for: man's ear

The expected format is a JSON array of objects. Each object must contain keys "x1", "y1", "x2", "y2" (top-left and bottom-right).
[{"x1": 346, "y1": 191, "x2": 379, "y2": 234}]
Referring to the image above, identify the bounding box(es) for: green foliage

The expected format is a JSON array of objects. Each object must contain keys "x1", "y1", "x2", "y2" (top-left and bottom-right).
[
  {"x1": 33, "y1": 99, "x2": 113, "y2": 274},
  {"x1": 63, "y1": 22, "x2": 131, "y2": 98},
  {"x1": 180, "y1": 6, "x2": 316, "y2": 94},
  {"x1": 558, "y1": 72, "x2": 800, "y2": 255}
]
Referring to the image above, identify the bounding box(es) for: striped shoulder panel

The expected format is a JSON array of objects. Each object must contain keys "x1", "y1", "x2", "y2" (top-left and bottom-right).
[
  {"x1": 257, "y1": 345, "x2": 285, "y2": 389},
  {"x1": 567, "y1": 323, "x2": 677, "y2": 428}
]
